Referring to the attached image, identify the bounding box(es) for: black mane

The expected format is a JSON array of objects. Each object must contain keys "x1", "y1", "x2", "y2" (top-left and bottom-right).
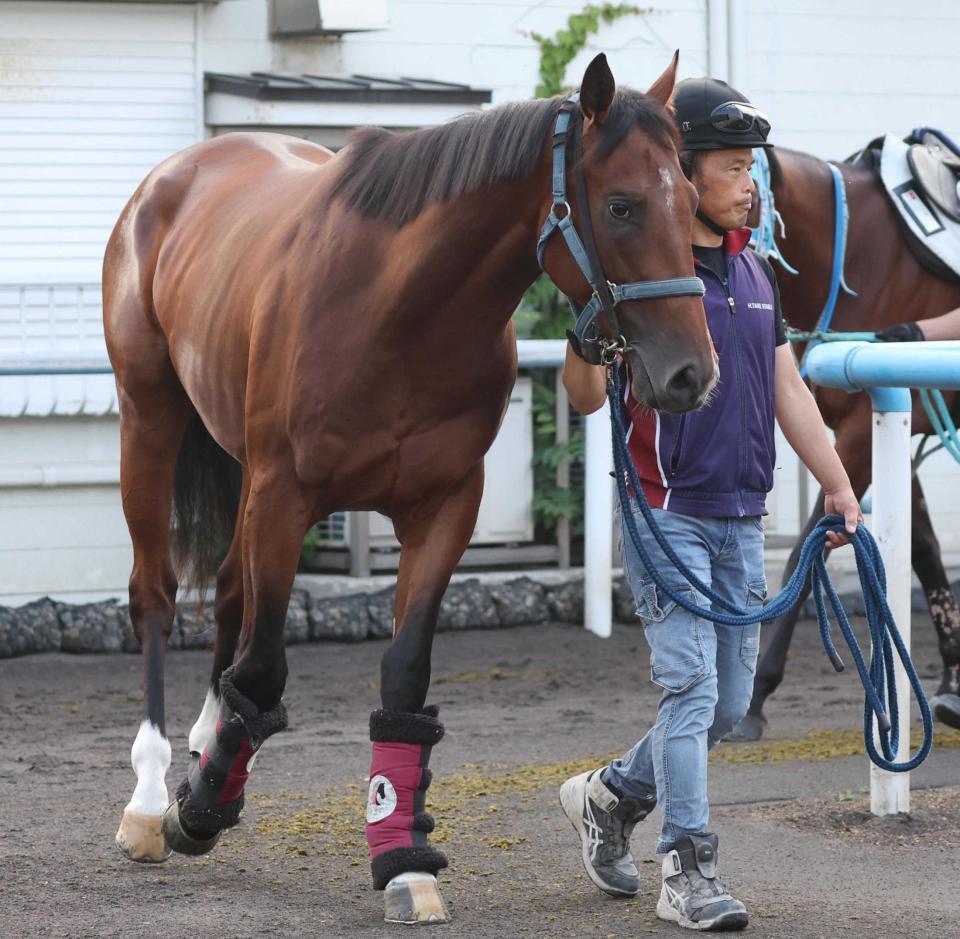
[{"x1": 330, "y1": 89, "x2": 678, "y2": 226}]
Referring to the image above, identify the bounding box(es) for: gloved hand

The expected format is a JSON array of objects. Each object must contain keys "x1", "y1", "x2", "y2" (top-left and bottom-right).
[
  {"x1": 566, "y1": 329, "x2": 603, "y2": 366},
  {"x1": 875, "y1": 321, "x2": 925, "y2": 342}
]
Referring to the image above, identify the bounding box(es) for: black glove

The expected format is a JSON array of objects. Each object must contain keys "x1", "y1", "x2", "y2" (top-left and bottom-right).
[
  {"x1": 875, "y1": 321, "x2": 925, "y2": 342},
  {"x1": 566, "y1": 329, "x2": 603, "y2": 366}
]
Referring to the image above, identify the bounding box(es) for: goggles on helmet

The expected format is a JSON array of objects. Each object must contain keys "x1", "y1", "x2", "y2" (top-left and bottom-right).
[{"x1": 680, "y1": 101, "x2": 771, "y2": 141}]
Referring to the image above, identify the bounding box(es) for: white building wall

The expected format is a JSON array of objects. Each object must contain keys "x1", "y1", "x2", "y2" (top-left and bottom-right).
[
  {"x1": 743, "y1": 0, "x2": 960, "y2": 159},
  {"x1": 336, "y1": 0, "x2": 708, "y2": 105},
  {"x1": 0, "y1": 1, "x2": 202, "y2": 286}
]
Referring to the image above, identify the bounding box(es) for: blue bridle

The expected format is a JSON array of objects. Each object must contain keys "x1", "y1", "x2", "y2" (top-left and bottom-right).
[{"x1": 535, "y1": 94, "x2": 706, "y2": 364}]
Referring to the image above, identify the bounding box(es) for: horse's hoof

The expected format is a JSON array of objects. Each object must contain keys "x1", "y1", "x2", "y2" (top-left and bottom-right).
[
  {"x1": 932, "y1": 693, "x2": 960, "y2": 730},
  {"x1": 115, "y1": 809, "x2": 171, "y2": 863},
  {"x1": 384, "y1": 872, "x2": 450, "y2": 925},
  {"x1": 161, "y1": 800, "x2": 221, "y2": 856},
  {"x1": 723, "y1": 713, "x2": 766, "y2": 743}
]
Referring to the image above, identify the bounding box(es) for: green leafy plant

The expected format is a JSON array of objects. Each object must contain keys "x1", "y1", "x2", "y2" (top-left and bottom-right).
[{"x1": 526, "y1": 4, "x2": 648, "y2": 98}]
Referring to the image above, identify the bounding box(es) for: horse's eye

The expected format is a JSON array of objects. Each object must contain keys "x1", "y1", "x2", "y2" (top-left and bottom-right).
[{"x1": 609, "y1": 201, "x2": 631, "y2": 220}]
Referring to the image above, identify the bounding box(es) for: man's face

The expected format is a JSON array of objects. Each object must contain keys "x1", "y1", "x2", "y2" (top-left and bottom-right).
[{"x1": 691, "y1": 148, "x2": 755, "y2": 231}]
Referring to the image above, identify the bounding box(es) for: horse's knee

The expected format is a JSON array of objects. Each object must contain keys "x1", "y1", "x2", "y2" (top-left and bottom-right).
[{"x1": 231, "y1": 651, "x2": 288, "y2": 712}]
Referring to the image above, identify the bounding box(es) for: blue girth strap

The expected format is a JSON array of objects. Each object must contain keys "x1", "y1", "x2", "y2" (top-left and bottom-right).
[
  {"x1": 800, "y1": 162, "x2": 858, "y2": 376},
  {"x1": 536, "y1": 93, "x2": 705, "y2": 361}
]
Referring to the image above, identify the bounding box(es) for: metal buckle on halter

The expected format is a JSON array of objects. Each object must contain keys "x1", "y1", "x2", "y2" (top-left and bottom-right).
[
  {"x1": 599, "y1": 334, "x2": 627, "y2": 366},
  {"x1": 552, "y1": 200, "x2": 571, "y2": 220},
  {"x1": 590, "y1": 280, "x2": 617, "y2": 314}
]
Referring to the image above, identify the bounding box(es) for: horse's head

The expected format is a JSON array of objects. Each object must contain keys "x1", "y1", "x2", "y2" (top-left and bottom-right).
[{"x1": 539, "y1": 54, "x2": 717, "y2": 414}]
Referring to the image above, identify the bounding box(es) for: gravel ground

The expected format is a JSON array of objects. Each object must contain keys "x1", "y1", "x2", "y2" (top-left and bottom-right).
[{"x1": 1, "y1": 610, "x2": 958, "y2": 938}]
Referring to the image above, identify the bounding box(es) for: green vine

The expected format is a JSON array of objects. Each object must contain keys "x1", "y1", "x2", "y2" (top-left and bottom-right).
[
  {"x1": 518, "y1": 4, "x2": 646, "y2": 540},
  {"x1": 527, "y1": 4, "x2": 647, "y2": 98}
]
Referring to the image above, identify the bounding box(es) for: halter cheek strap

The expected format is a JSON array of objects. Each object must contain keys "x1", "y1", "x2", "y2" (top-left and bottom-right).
[{"x1": 537, "y1": 93, "x2": 705, "y2": 363}]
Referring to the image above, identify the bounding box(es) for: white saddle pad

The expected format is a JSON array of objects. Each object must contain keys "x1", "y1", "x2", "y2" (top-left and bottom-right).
[{"x1": 880, "y1": 132, "x2": 960, "y2": 278}]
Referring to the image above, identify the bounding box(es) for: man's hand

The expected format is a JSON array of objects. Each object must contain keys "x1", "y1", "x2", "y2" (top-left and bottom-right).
[
  {"x1": 823, "y1": 487, "x2": 863, "y2": 549},
  {"x1": 875, "y1": 321, "x2": 925, "y2": 342}
]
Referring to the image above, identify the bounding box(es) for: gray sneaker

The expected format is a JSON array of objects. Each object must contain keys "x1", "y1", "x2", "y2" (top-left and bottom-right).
[
  {"x1": 657, "y1": 833, "x2": 748, "y2": 931},
  {"x1": 559, "y1": 768, "x2": 656, "y2": 897}
]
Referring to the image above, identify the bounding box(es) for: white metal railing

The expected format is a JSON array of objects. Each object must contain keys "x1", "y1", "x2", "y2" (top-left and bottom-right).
[
  {"x1": 0, "y1": 283, "x2": 105, "y2": 353},
  {"x1": 0, "y1": 284, "x2": 113, "y2": 417}
]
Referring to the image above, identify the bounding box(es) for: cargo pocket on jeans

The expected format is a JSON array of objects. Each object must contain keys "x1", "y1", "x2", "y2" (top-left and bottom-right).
[
  {"x1": 647, "y1": 626, "x2": 709, "y2": 693},
  {"x1": 740, "y1": 580, "x2": 766, "y2": 672},
  {"x1": 640, "y1": 584, "x2": 709, "y2": 694}
]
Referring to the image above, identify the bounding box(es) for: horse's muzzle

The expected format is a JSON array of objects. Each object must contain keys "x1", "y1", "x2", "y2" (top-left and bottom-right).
[{"x1": 632, "y1": 353, "x2": 718, "y2": 414}]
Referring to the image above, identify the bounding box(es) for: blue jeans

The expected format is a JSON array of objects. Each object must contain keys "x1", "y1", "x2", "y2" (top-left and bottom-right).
[{"x1": 604, "y1": 506, "x2": 766, "y2": 854}]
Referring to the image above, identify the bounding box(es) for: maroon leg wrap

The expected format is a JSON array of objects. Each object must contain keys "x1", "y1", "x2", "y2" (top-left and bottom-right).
[
  {"x1": 177, "y1": 666, "x2": 287, "y2": 837},
  {"x1": 366, "y1": 706, "x2": 447, "y2": 890}
]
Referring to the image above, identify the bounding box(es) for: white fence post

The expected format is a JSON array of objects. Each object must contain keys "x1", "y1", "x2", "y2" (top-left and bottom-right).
[
  {"x1": 584, "y1": 401, "x2": 613, "y2": 638},
  {"x1": 869, "y1": 401, "x2": 912, "y2": 815}
]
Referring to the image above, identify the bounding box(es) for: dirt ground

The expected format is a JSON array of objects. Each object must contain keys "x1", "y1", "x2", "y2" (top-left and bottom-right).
[{"x1": 2, "y1": 611, "x2": 958, "y2": 938}]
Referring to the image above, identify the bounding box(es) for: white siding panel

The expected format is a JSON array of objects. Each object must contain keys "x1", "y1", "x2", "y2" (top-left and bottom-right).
[
  {"x1": 744, "y1": 0, "x2": 960, "y2": 158},
  {"x1": 0, "y1": 2, "x2": 200, "y2": 289},
  {"x1": 333, "y1": 0, "x2": 709, "y2": 106}
]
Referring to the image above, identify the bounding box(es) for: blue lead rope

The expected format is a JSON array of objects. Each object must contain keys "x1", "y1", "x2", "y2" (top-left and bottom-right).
[{"x1": 607, "y1": 367, "x2": 933, "y2": 772}]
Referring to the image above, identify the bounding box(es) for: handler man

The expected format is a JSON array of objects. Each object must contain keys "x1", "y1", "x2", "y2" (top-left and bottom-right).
[{"x1": 559, "y1": 78, "x2": 862, "y2": 931}]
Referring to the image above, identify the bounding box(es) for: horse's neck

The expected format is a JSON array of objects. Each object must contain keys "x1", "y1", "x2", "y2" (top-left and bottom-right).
[{"x1": 382, "y1": 180, "x2": 545, "y2": 333}]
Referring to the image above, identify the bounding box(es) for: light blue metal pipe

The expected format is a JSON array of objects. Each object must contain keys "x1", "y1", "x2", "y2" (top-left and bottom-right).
[
  {"x1": 807, "y1": 341, "x2": 960, "y2": 394},
  {"x1": 807, "y1": 341, "x2": 960, "y2": 413}
]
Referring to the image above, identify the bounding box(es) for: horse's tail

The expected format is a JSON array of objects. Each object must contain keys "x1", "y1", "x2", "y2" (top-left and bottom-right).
[{"x1": 172, "y1": 415, "x2": 242, "y2": 591}]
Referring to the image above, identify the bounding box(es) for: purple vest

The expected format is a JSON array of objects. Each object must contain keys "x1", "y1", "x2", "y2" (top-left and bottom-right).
[{"x1": 625, "y1": 229, "x2": 778, "y2": 517}]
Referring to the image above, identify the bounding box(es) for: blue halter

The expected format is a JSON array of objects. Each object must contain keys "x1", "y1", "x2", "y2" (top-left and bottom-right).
[{"x1": 536, "y1": 94, "x2": 706, "y2": 363}]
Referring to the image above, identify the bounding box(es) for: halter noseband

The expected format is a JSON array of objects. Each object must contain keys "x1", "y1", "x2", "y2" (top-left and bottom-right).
[{"x1": 536, "y1": 93, "x2": 706, "y2": 364}]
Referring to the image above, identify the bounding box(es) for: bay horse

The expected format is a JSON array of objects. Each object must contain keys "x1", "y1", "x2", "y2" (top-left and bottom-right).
[
  {"x1": 729, "y1": 144, "x2": 960, "y2": 741},
  {"x1": 104, "y1": 53, "x2": 717, "y2": 923}
]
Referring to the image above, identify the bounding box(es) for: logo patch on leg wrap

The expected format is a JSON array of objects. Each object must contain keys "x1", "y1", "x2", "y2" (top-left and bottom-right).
[{"x1": 367, "y1": 774, "x2": 398, "y2": 823}]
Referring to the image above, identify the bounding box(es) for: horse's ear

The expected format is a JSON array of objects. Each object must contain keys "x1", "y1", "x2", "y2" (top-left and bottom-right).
[
  {"x1": 646, "y1": 50, "x2": 680, "y2": 111},
  {"x1": 580, "y1": 53, "x2": 616, "y2": 127}
]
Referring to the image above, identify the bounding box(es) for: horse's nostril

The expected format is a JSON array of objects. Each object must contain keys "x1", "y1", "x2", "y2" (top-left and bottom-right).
[{"x1": 666, "y1": 363, "x2": 699, "y2": 395}]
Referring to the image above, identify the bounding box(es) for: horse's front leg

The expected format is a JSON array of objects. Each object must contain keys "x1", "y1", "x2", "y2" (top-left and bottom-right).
[{"x1": 368, "y1": 464, "x2": 483, "y2": 925}]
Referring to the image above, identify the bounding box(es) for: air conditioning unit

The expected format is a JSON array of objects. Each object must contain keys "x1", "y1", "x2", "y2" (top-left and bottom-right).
[{"x1": 271, "y1": 0, "x2": 389, "y2": 36}]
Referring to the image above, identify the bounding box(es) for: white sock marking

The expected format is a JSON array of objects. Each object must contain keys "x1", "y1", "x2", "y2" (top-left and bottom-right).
[
  {"x1": 124, "y1": 719, "x2": 171, "y2": 816},
  {"x1": 188, "y1": 687, "x2": 219, "y2": 756}
]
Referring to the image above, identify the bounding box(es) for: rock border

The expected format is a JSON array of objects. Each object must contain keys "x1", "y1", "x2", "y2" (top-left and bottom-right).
[{"x1": 0, "y1": 573, "x2": 896, "y2": 660}]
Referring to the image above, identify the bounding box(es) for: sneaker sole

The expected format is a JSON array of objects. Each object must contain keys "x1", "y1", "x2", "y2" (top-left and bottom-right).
[
  {"x1": 932, "y1": 693, "x2": 960, "y2": 730},
  {"x1": 559, "y1": 776, "x2": 638, "y2": 898},
  {"x1": 657, "y1": 896, "x2": 749, "y2": 931}
]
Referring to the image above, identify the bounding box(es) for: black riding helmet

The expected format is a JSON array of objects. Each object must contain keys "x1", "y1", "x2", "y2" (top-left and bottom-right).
[
  {"x1": 673, "y1": 77, "x2": 773, "y2": 152},
  {"x1": 673, "y1": 78, "x2": 772, "y2": 234}
]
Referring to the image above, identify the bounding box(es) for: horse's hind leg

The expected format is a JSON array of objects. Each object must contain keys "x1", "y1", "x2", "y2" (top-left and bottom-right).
[
  {"x1": 367, "y1": 464, "x2": 483, "y2": 925},
  {"x1": 911, "y1": 476, "x2": 960, "y2": 728},
  {"x1": 114, "y1": 375, "x2": 192, "y2": 863},
  {"x1": 186, "y1": 472, "x2": 251, "y2": 759},
  {"x1": 162, "y1": 472, "x2": 305, "y2": 855}
]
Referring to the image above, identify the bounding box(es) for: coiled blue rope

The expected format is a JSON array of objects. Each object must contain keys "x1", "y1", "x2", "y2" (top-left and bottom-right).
[{"x1": 607, "y1": 367, "x2": 933, "y2": 772}]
